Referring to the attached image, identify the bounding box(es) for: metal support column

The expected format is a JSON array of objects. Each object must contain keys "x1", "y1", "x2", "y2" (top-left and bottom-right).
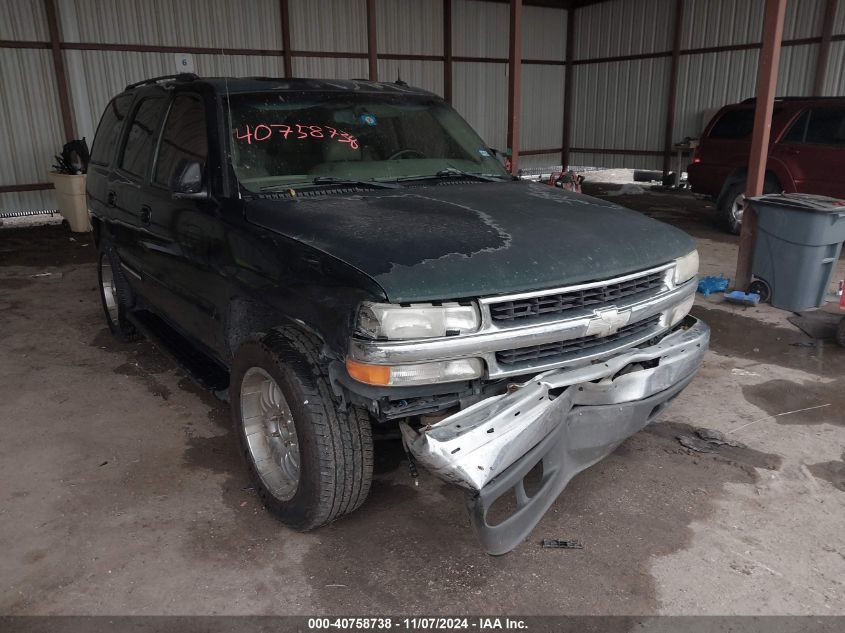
[
  {"x1": 507, "y1": 0, "x2": 523, "y2": 173},
  {"x1": 662, "y1": 0, "x2": 684, "y2": 177},
  {"x1": 561, "y1": 7, "x2": 575, "y2": 171},
  {"x1": 735, "y1": 0, "x2": 787, "y2": 291},
  {"x1": 280, "y1": 0, "x2": 293, "y2": 78},
  {"x1": 813, "y1": 0, "x2": 837, "y2": 96},
  {"x1": 44, "y1": 0, "x2": 75, "y2": 141},
  {"x1": 366, "y1": 0, "x2": 378, "y2": 81},
  {"x1": 444, "y1": 0, "x2": 453, "y2": 103}
]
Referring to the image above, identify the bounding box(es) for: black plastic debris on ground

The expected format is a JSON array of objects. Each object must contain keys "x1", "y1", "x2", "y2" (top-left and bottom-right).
[
  {"x1": 541, "y1": 539, "x2": 584, "y2": 550},
  {"x1": 677, "y1": 427, "x2": 746, "y2": 453}
]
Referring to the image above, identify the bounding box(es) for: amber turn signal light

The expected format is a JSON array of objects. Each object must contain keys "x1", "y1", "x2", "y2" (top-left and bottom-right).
[{"x1": 345, "y1": 359, "x2": 391, "y2": 386}]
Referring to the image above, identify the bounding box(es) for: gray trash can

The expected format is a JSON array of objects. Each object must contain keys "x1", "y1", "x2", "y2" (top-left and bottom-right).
[{"x1": 748, "y1": 193, "x2": 845, "y2": 312}]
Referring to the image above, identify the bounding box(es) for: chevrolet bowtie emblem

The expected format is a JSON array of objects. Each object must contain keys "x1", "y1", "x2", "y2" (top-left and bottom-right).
[{"x1": 584, "y1": 306, "x2": 632, "y2": 337}]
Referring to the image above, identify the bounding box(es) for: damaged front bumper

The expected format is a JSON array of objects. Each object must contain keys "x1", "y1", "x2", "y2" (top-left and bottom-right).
[{"x1": 400, "y1": 316, "x2": 709, "y2": 555}]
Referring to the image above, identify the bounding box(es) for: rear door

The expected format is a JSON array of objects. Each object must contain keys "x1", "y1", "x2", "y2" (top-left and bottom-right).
[
  {"x1": 88, "y1": 94, "x2": 134, "y2": 246},
  {"x1": 693, "y1": 106, "x2": 790, "y2": 196},
  {"x1": 111, "y1": 95, "x2": 169, "y2": 300},
  {"x1": 771, "y1": 106, "x2": 845, "y2": 198},
  {"x1": 693, "y1": 108, "x2": 757, "y2": 195}
]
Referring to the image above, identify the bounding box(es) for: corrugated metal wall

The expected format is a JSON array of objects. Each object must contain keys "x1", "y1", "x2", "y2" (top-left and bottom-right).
[
  {"x1": 289, "y1": 0, "x2": 367, "y2": 53},
  {"x1": 520, "y1": 5, "x2": 567, "y2": 169},
  {"x1": 672, "y1": 49, "x2": 761, "y2": 143},
  {"x1": 59, "y1": 0, "x2": 282, "y2": 48},
  {"x1": 570, "y1": 0, "x2": 674, "y2": 170},
  {"x1": 452, "y1": 0, "x2": 508, "y2": 152},
  {"x1": 1, "y1": 0, "x2": 48, "y2": 39},
  {"x1": 824, "y1": 41, "x2": 845, "y2": 95},
  {"x1": 673, "y1": 0, "x2": 832, "y2": 143},
  {"x1": 572, "y1": 0, "x2": 844, "y2": 170},
  {"x1": 2, "y1": 0, "x2": 845, "y2": 212},
  {"x1": 826, "y1": 4, "x2": 845, "y2": 96},
  {"x1": 377, "y1": 0, "x2": 443, "y2": 55},
  {"x1": 0, "y1": 48, "x2": 65, "y2": 211}
]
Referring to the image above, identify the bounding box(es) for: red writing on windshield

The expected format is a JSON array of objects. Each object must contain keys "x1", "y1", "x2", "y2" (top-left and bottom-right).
[{"x1": 233, "y1": 124, "x2": 359, "y2": 149}]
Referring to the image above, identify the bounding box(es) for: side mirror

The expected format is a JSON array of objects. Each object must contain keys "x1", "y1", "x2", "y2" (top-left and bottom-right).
[{"x1": 171, "y1": 159, "x2": 208, "y2": 199}]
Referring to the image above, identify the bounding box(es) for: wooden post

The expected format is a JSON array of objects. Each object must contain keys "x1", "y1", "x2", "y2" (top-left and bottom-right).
[
  {"x1": 443, "y1": 0, "x2": 453, "y2": 103},
  {"x1": 561, "y1": 7, "x2": 575, "y2": 170},
  {"x1": 44, "y1": 0, "x2": 75, "y2": 141},
  {"x1": 366, "y1": 0, "x2": 378, "y2": 81},
  {"x1": 734, "y1": 0, "x2": 787, "y2": 291},
  {"x1": 662, "y1": 0, "x2": 684, "y2": 176},
  {"x1": 507, "y1": 0, "x2": 522, "y2": 173},
  {"x1": 280, "y1": 0, "x2": 293, "y2": 78},
  {"x1": 813, "y1": 0, "x2": 837, "y2": 96}
]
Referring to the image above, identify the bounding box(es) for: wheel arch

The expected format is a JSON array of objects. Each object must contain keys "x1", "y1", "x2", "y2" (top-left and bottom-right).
[
  {"x1": 716, "y1": 167, "x2": 785, "y2": 208},
  {"x1": 223, "y1": 296, "x2": 329, "y2": 363},
  {"x1": 91, "y1": 216, "x2": 102, "y2": 249}
]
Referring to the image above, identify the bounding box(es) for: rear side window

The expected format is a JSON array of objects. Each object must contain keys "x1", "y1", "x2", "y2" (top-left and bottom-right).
[
  {"x1": 709, "y1": 109, "x2": 756, "y2": 139},
  {"x1": 154, "y1": 95, "x2": 208, "y2": 188},
  {"x1": 119, "y1": 97, "x2": 167, "y2": 178},
  {"x1": 805, "y1": 107, "x2": 845, "y2": 145},
  {"x1": 709, "y1": 107, "x2": 785, "y2": 140},
  {"x1": 90, "y1": 95, "x2": 133, "y2": 166}
]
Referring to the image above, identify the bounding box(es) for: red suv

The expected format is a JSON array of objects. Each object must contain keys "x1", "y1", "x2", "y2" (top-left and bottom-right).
[{"x1": 688, "y1": 97, "x2": 845, "y2": 234}]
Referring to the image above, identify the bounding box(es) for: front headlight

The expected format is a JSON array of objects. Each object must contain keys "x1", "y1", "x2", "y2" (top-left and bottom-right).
[
  {"x1": 673, "y1": 250, "x2": 699, "y2": 285},
  {"x1": 356, "y1": 301, "x2": 480, "y2": 340}
]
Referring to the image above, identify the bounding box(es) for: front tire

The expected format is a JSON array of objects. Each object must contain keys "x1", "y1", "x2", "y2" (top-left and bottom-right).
[{"x1": 231, "y1": 328, "x2": 373, "y2": 530}]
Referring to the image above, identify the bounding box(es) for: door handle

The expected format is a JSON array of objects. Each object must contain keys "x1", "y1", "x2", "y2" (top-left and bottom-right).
[
  {"x1": 140, "y1": 205, "x2": 151, "y2": 225},
  {"x1": 107, "y1": 190, "x2": 116, "y2": 206}
]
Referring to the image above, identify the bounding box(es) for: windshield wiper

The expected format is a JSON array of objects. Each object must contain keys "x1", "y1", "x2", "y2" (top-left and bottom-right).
[
  {"x1": 396, "y1": 168, "x2": 510, "y2": 183},
  {"x1": 259, "y1": 177, "x2": 399, "y2": 193}
]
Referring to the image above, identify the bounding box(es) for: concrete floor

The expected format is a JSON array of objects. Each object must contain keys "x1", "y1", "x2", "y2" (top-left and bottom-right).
[{"x1": 1, "y1": 188, "x2": 843, "y2": 615}]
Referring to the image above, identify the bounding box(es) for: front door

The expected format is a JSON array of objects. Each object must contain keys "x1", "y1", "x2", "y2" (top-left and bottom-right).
[
  {"x1": 771, "y1": 106, "x2": 845, "y2": 198},
  {"x1": 143, "y1": 93, "x2": 227, "y2": 356}
]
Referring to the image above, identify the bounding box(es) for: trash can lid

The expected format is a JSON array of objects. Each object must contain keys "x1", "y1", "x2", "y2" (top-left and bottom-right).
[{"x1": 748, "y1": 193, "x2": 845, "y2": 212}]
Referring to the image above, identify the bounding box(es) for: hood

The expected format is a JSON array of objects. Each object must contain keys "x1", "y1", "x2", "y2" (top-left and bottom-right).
[{"x1": 244, "y1": 181, "x2": 696, "y2": 303}]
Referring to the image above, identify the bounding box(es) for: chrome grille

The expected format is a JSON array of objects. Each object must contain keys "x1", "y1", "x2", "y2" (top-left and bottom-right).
[
  {"x1": 495, "y1": 315, "x2": 662, "y2": 366},
  {"x1": 489, "y1": 270, "x2": 666, "y2": 322}
]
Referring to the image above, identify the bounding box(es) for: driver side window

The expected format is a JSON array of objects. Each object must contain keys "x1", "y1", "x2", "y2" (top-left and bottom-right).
[
  {"x1": 154, "y1": 95, "x2": 208, "y2": 188},
  {"x1": 782, "y1": 111, "x2": 809, "y2": 144}
]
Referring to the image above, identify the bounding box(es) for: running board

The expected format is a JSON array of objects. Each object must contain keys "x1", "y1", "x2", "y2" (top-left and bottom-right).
[{"x1": 128, "y1": 310, "x2": 230, "y2": 397}]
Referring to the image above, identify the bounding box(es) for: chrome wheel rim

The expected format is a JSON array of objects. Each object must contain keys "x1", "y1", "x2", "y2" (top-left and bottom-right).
[
  {"x1": 730, "y1": 193, "x2": 745, "y2": 224},
  {"x1": 100, "y1": 257, "x2": 119, "y2": 324},
  {"x1": 240, "y1": 367, "x2": 300, "y2": 501}
]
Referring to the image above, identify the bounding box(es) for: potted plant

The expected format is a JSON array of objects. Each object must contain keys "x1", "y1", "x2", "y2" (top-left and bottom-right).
[{"x1": 47, "y1": 139, "x2": 91, "y2": 232}]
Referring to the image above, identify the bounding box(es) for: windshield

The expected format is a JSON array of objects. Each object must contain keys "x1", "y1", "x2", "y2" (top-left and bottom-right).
[{"x1": 226, "y1": 91, "x2": 509, "y2": 192}]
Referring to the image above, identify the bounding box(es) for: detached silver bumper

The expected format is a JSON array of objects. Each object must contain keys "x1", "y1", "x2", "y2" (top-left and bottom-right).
[{"x1": 399, "y1": 317, "x2": 709, "y2": 554}]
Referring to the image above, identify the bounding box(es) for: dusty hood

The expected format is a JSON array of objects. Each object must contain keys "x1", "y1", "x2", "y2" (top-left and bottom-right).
[{"x1": 244, "y1": 180, "x2": 696, "y2": 303}]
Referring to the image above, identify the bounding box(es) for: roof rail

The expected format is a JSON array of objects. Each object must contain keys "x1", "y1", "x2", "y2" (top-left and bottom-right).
[
  {"x1": 125, "y1": 73, "x2": 199, "y2": 90},
  {"x1": 741, "y1": 96, "x2": 844, "y2": 104}
]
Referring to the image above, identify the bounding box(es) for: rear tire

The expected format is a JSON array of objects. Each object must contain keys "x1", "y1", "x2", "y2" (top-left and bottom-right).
[
  {"x1": 97, "y1": 243, "x2": 138, "y2": 342},
  {"x1": 718, "y1": 178, "x2": 780, "y2": 235},
  {"x1": 231, "y1": 328, "x2": 373, "y2": 530}
]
